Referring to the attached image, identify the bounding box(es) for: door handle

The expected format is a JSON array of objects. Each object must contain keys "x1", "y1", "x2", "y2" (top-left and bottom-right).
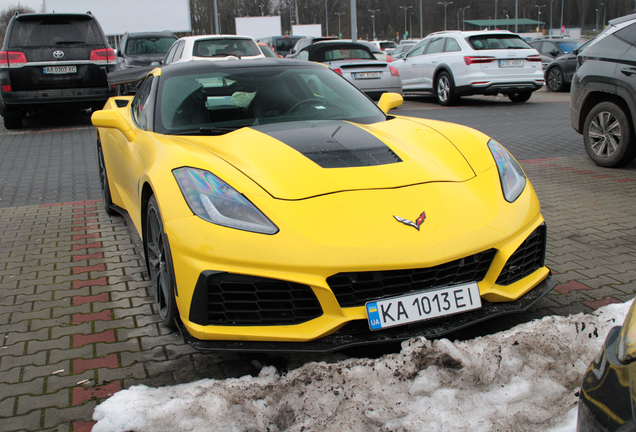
[
  {"x1": 621, "y1": 68, "x2": 636, "y2": 76},
  {"x1": 432, "y1": 60, "x2": 438, "y2": 64}
]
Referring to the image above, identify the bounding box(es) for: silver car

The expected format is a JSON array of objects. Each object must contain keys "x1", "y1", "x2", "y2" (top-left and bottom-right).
[{"x1": 294, "y1": 41, "x2": 402, "y2": 100}]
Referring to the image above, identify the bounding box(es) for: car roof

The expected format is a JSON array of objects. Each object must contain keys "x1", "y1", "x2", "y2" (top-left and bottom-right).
[
  {"x1": 176, "y1": 34, "x2": 257, "y2": 42},
  {"x1": 125, "y1": 31, "x2": 176, "y2": 38},
  {"x1": 14, "y1": 12, "x2": 95, "y2": 21},
  {"x1": 301, "y1": 41, "x2": 375, "y2": 55}
]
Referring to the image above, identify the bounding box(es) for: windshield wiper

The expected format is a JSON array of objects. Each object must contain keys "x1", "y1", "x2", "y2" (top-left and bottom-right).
[
  {"x1": 170, "y1": 126, "x2": 241, "y2": 136},
  {"x1": 55, "y1": 40, "x2": 85, "y2": 44}
]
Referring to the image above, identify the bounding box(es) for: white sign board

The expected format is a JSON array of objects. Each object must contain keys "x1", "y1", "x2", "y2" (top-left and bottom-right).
[
  {"x1": 235, "y1": 16, "x2": 282, "y2": 40},
  {"x1": 43, "y1": 0, "x2": 191, "y2": 35},
  {"x1": 292, "y1": 24, "x2": 322, "y2": 37}
]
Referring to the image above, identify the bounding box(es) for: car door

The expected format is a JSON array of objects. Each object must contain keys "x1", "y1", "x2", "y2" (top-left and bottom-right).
[
  {"x1": 414, "y1": 36, "x2": 446, "y2": 89},
  {"x1": 394, "y1": 39, "x2": 429, "y2": 88}
]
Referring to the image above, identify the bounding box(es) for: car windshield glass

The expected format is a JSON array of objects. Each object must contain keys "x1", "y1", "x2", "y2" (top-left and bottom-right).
[
  {"x1": 380, "y1": 42, "x2": 398, "y2": 49},
  {"x1": 275, "y1": 37, "x2": 301, "y2": 52},
  {"x1": 155, "y1": 65, "x2": 386, "y2": 135},
  {"x1": 193, "y1": 39, "x2": 262, "y2": 57},
  {"x1": 555, "y1": 41, "x2": 583, "y2": 54},
  {"x1": 126, "y1": 37, "x2": 176, "y2": 55},
  {"x1": 9, "y1": 16, "x2": 103, "y2": 47},
  {"x1": 322, "y1": 48, "x2": 374, "y2": 60},
  {"x1": 467, "y1": 35, "x2": 531, "y2": 50}
]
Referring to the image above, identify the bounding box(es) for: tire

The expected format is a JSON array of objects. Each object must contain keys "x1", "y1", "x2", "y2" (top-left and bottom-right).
[
  {"x1": 508, "y1": 91, "x2": 532, "y2": 103},
  {"x1": 96, "y1": 138, "x2": 118, "y2": 216},
  {"x1": 3, "y1": 112, "x2": 22, "y2": 129},
  {"x1": 145, "y1": 195, "x2": 178, "y2": 330},
  {"x1": 546, "y1": 67, "x2": 565, "y2": 92},
  {"x1": 583, "y1": 101, "x2": 636, "y2": 168},
  {"x1": 436, "y1": 71, "x2": 458, "y2": 106}
]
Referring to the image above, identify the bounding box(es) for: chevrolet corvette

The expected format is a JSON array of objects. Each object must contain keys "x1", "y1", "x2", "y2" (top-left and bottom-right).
[{"x1": 92, "y1": 59, "x2": 555, "y2": 352}]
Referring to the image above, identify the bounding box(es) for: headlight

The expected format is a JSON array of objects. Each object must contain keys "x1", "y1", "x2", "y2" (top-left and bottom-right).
[
  {"x1": 173, "y1": 167, "x2": 278, "y2": 235},
  {"x1": 617, "y1": 299, "x2": 636, "y2": 363},
  {"x1": 488, "y1": 139, "x2": 526, "y2": 203}
]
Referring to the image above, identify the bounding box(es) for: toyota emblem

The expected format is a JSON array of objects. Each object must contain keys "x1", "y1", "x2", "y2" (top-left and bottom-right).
[{"x1": 52, "y1": 50, "x2": 64, "y2": 59}]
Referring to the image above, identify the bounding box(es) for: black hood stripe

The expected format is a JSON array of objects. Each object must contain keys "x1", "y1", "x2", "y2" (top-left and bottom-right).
[{"x1": 251, "y1": 121, "x2": 402, "y2": 168}]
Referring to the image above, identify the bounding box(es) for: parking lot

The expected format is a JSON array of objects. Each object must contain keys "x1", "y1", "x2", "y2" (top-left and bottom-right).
[{"x1": 2, "y1": 89, "x2": 636, "y2": 431}]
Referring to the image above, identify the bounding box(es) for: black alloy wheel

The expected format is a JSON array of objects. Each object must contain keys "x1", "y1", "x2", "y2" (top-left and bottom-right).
[
  {"x1": 3, "y1": 111, "x2": 22, "y2": 129},
  {"x1": 145, "y1": 195, "x2": 178, "y2": 329},
  {"x1": 436, "y1": 71, "x2": 459, "y2": 106},
  {"x1": 546, "y1": 67, "x2": 565, "y2": 92},
  {"x1": 96, "y1": 138, "x2": 118, "y2": 216},
  {"x1": 583, "y1": 101, "x2": 636, "y2": 168}
]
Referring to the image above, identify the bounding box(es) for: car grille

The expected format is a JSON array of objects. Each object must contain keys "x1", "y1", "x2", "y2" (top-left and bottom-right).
[
  {"x1": 190, "y1": 272, "x2": 323, "y2": 326},
  {"x1": 496, "y1": 224, "x2": 547, "y2": 286},
  {"x1": 327, "y1": 249, "x2": 497, "y2": 308}
]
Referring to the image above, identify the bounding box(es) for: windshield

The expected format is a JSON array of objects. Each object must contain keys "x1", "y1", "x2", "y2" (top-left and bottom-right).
[
  {"x1": 9, "y1": 16, "x2": 103, "y2": 47},
  {"x1": 467, "y1": 35, "x2": 531, "y2": 50},
  {"x1": 321, "y1": 47, "x2": 375, "y2": 61},
  {"x1": 125, "y1": 37, "x2": 176, "y2": 55},
  {"x1": 155, "y1": 65, "x2": 386, "y2": 135},
  {"x1": 555, "y1": 41, "x2": 583, "y2": 54},
  {"x1": 193, "y1": 38, "x2": 262, "y2": 57}
]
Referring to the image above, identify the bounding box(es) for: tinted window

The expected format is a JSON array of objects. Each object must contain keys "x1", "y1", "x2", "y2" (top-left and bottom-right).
[
  {"x1": 193, "y1": 38, "x2": 261, "y2": 57},
  {"x1": 124, "y1": 37, "x2": 176, "y2": 55},
  {"x1": 131, "y1": 76, "x2": 154, "y2": 130},
  {"x1": 614, "y1": 23, "x2": 636, "y2": 45},
  {"x1": 173, "y1": 40, "x2": 186, "y2": 62},
  {"x1": 426, "y1": 37, "x2": 445, "y2": 54},
  {"x1": 467, "y1": 35, "x2": 531, "y2": 50},
  {"x1": 555, "y1": 41, "x2": 583, "y2": 54},
  {"x1": 322, "y1": 48, "x2": 374, "y2": 60},
  {"x1": 9, "y1": 16, "x2": 104, "y2": 47},
  {"x1": 445, "y1": 38, "x2": 461, "y2": 52},
  {"x1": 407, "y1": 40, "x2": 429, "y2": 57},
  {"x1": 380, "y1": 42, "x2": 398, "y2": 49},
  {"x1": 275, "y1": 37, "x2": 302, "y2": 53}
]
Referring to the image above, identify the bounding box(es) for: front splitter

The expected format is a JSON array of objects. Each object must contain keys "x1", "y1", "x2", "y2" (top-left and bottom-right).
[{"x1": 176, "y1": 275, "x2": 557, "y2": 353}]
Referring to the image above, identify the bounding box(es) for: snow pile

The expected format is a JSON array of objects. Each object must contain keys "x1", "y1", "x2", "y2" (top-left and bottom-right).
[{"x1": 92, "y1": 301, "x2": 630, "y2": 432}]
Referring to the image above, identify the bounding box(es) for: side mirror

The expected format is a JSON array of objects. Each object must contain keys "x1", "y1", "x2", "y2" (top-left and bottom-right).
[
  {"x1": 91, "y1": 110, "x2": 136, "y2": 142},
  {"x1": 150, "y1": 61, "x2": 160, "y2": 66},
  {"x1": 550, "y1": 49, "x2": 559, "y2": 57},
  {"x1": 377, "y1": 92, "x2": 403, "y2": 114}
]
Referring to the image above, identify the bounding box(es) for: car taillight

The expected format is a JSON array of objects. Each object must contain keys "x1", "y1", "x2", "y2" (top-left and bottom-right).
[
  {"x1": 90, "y1": 48, "x2": 117, "y2": 64},
  {"x1": 464, "y1": 56, "x2": 495, "y2": 65},
  {"x1": 526, "y1": 55, "x2": 542, "y2": 62},
  {"x1": 1, "y1": 84, "x2": 11, "y2": 92},
  {"x1": 333, "y1": 68, "x2": 343, "y2": 75},
  {"x1": 389, "y1": 66, "x2": 399, "y2": 77},
  {"x1": 387, "y1": 54, "x2": 393, "y2": 63},
  {"x1": 0, "y1": 51, "x2": 27, "y2": 67}
]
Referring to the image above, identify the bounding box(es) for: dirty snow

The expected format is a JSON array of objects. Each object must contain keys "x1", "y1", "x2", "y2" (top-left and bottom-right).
[{"x1": 92, "y1": 301, "x2": 630, "y2": 432}]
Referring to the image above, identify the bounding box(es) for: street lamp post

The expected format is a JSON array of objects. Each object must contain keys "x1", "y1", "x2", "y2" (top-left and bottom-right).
[
  {"x1": 550, "y1": 0, "x2": 554, "y2": 34},
  {"x1": 287, "y1": 0, "x2": 293, "y2": 34},
  {"x1": 535, "y1": 4, "x2": 546, "y2": 32},
  {"x1": 399, "y1": 5, "x2": 413, "y2": 39},
  {"x1": 410, "y1": 12, "x2": 415, "y2": 37},
  {"x1": 595, "y1": 8, "x2": 599, "y2": 31},
  {"x1": 335, "y1": 12, "x2": 345, "y2": 38},
  {"x1": 494, "y1": 0, "x2": 498, "y2": 30},
  {"x1": 369, "y1": 9, "x2": 380, "y2": 40},
  {"x1": 259, "y1": 4, "x2": 264, "y2": 16},
  {"x1": 601, "y1": 3, "x2": 606, "y2": 30},
  {"x1": 438, "y1": 2, "x2": 453, "y2": 31},
  {"x1": 462, "y1": 6, "x2": 470, "y2": 31}
]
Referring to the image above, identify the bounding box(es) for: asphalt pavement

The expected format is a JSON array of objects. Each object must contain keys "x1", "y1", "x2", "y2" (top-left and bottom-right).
[{"x1": 2, "y1": 89, "x2": 636, "y2": 431}]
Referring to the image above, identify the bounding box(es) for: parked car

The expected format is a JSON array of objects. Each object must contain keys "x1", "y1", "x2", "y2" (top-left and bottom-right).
[
  {"x1": 257, "y1": 35, "x2": 305, "y2": 57},
  {"x1": 527, "y1": 38, "x2": 585, "y2": 92},
  {"x1": 390, "y1": 44, "x2": 415, "y2": 61},
  {"x1": 391, "y1": 30, "x2": 544, "y2": 106},
  {"x1": 0, "y1": 12, "x2": 117, "y2": 129},
  {"x1": 258, "y1": 42, "x2": 281, "y2": 58},
  {"x1": 577, "y1": 298, "x2": 636, "y2": 431},
  {"x1": 162, "y1": 35, "x2": 265, "y2": 65},
  {"x1": 116, "y1": 31, "x2": 177, "y2": 94},
  {"x1": 94, "y1": 58, "x2": 555, "y2": 352},
  {"x1": 570, "y1": 13, "x2": 636, "y2": 168},
  {"x1": 340, "y1": 39, "x2": 392, "y2": 62},
  {"x1": 286, "y1": 36, "x2": 339, "y2": 58},
  {"x1": 400, "y1": 39, "x2": 421, "y2": 45},
  {"x1": 368, "y1": 40, "x2": 399, "y2": 53},
  {"x1": 294, "y1": 40, "x2": 402, "y2": 99}
]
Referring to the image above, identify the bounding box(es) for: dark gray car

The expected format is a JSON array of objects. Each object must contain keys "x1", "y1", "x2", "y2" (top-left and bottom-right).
[
  {"x1": 528, "y1": 39, "x2": 585, "y2": 92},
  {"x1": 570, "y1": 13, "x2": 636, "y2": 168}
]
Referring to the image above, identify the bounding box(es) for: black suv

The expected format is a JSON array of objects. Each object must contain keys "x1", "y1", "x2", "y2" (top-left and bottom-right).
[
  {"x1": 116, "y1": 30, "x2": 177, "y2": 70},
  {"x1": 0, "y1": 12, "x2": 117, "y2": 129},
  {"x1": 570, "y1": 13, "x2": 636, "y2": 167}
]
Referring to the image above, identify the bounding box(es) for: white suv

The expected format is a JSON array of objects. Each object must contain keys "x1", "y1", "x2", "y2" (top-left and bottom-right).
[
  {"x1": 391, "y1": 30, "x2": 545, "y2": 105},
  {"x1": 162, "y1": 35, "x2": 265, "y2": 65}
]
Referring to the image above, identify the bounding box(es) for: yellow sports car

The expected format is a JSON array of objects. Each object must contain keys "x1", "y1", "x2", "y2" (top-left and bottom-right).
[{"x1": 92, "y1": 59, "x2": 555, "y2": 352}]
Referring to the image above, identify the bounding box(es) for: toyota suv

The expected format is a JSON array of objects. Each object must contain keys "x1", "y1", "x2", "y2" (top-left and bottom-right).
[{"x1": 0, "y1": 12, "x2": 117, "y2": 129}]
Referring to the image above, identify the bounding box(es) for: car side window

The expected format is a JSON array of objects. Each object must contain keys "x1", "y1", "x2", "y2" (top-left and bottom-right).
[
  {"x1": 297, "y1": 51, "x2": 309, "y2": 60},
  {"x1": 614, "y1": 23, "x2": 636, "y2": 45},
  {"x1": 131, "y1": 76, "x2": 154, "y2": 130},
  {"x1": 173, "y1": 41, "x2": 185, "y2": 62},
  {"x1": 164, "y1": 43, "x2": 179, "y2": 65},
  {"x1": 425, "y1": 37, "x2": 445, "y2": 55},
  {"x1": 406, "y1": 40, "x2": 429, "y2": 58},
  {"x1": 444, "y1": 38, "x2": 461, "y2": 52}
]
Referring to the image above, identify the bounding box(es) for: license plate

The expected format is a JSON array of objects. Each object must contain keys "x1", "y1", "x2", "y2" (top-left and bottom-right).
[
  {"x1": 499, "y1": 59, "x2": 523, "y2": 68},
  {"x1": 354, "y1": 72, "x2": 382, "y2": 79},
  {"x1": 43, "y1": 66, "x2": 77, "y2": 74},
  {"x1": 366, "y1": 282, "x2": 481, "y2": 330}
]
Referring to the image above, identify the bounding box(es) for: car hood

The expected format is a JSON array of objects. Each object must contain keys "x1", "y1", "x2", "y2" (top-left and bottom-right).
[{"x1": 171, "y1": 119, "x2": 477, "y2": 200}]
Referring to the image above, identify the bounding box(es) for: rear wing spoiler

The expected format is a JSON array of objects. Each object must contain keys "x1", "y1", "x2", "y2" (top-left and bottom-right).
[{"x1": 107, "y1": 65, "x2": 156, "y2": 87}]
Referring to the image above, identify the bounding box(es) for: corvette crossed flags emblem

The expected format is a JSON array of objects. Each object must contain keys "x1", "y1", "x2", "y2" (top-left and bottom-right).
[{"x1": 393, "y1": 211, "x2": 426, "y2": 231}]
